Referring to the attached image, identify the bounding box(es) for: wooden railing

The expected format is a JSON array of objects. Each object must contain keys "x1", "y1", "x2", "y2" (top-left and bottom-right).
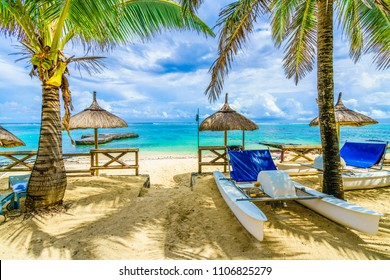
[
  {"x1": 0, "y1": 148, "x2": 139, "y2": 176},
  {"x1": 198, "y1": 146, "x2": 228, "y2": 173},
  {"x1": 63, "y1": 153, "x2": 91, "y2": 175},
  {"x1": 0, "y1": 151, "x2": 36, "y2": 172},
  {"x1": 90, "y1": 148, "x2": 139, "y2": 176},
  {"x1": 259, "y1": 142, "x2": 322, "y2": 162}
]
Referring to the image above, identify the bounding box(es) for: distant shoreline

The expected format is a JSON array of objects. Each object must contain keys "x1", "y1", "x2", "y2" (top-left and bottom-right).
[{"x1": 1, "y1": 123, "x2": 388, "y2": 155}]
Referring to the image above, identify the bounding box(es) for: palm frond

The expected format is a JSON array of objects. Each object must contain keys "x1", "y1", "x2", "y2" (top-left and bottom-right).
[
  {"x1": 66, "y1": 0, "x2": 121, "y2": 51},
  {"x1": 279, "y1": 0, "x2": 317, "y2": 84},
  {"x1": 70, "y1": 56, "x2": 106, "y2": 76},
  {"x1": 0, "y1": 0, "x2": 42, "y2": 50},
  {"x1": 119, "y1": 0, "x2": 214, "y2": 41},
  {"x1": 361, "y1": 0, "x2": 390, "y2": 11},
  {"x1": 10, "y1": 41, "x2": 35, "y2": 62},
  {"x1": 179, "y1": 0, "x2": 204, "y2": 14},
  {"x1": 335, "y1": 0, "x2": 364, "y2": 62},
  {"x1": 358, "y1": 0, "x2": 390, "y2": 69},
  {"x1": 269, "y1": 0, "x2": 301, "y2": 47},
  {"x1": 206, "y1": 0, "x2": 269, "y2": 102}
]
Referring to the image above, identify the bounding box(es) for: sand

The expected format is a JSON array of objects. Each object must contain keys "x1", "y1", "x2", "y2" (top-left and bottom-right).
[{"x1": 0, "y1": 153, "x2": 389, "y2": 260}]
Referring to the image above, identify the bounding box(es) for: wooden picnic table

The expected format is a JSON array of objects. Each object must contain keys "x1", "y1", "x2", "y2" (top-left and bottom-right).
[{"x1": 259, "y1": 142, "x2": 323, "y2": 162}]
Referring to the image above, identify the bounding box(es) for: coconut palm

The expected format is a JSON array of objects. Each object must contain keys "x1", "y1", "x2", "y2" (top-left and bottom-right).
[
  {"x1": 182, "y1": 0, "x2": 390, "y2": 199},
  {"x1": 0, "y1": 0, "x2": 213, "y2": 211}
]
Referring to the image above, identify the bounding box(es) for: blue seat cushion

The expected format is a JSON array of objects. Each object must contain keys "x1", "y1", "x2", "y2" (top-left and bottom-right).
[
  {"x1": 340, "y1": 142, "x2": 387, "y2": 168},
  {"x1": 228, "y1": 150, "x2": 277, "y2": 182}
]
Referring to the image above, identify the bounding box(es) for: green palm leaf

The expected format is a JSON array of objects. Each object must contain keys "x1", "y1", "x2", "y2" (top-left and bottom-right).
[
  {"x1": 269, "y1": 0, "x2": 300, "y2": 46},
  {"x1": 272, "y1": 0, "x2": 317, "y2": 84},
  {"x1": 70, "y1": 56, "x2": 106, "y2": 76},
  {"x1": 179, "y1": 0, "x2": 204, "y2": 14},
  {"x1": 358, "y1": 0, "x2": 390, "y2": 69},
  {"x1": 206, "y1": 0, "x2": 269, "y2": 102},
  {"x1": 119, "y1": 0, "x2": 214, "y2": 40},
  {"x1": 335, "y1": 0, "x2": 364, "y2": 62}
]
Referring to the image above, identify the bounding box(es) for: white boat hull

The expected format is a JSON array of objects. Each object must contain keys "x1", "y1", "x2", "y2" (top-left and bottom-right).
[
  {"x1": 294, "y1": 183, "x2": 383, "y2": 235},
  {"x1": 276, "y1": 162, "x2": 318, "y2": 174},
  {"x1": 213, "y1": 171, "x2": 383, "y2": 241},
  {"x1": 318, "y1": 170, "x2": 390, "y2": 190},
  {"x1": 213, "y1": 171, "x2": 267, "y2": 241}
]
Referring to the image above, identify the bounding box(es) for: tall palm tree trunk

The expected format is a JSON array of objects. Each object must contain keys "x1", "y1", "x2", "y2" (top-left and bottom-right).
[
  {"x1": 25, "y1": 85, "x2": 67, "y2": 211},
  {"x1": 317, "y1": 0, "x2": 344, "y2": 199}
]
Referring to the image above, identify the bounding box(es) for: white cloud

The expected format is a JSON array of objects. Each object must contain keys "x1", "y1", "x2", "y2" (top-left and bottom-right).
[
  {"x1": 370, "y1": 109, "x2": 390, "y2": 119},
  {"x1": 362, "y1": 92, "x2": 390, "y2": 106},
  {"x1": 343, "y1": 98, "x2": 359, "y2": 107},
  {"x1": 0, "y1": 1, "x2": 389, "y2": 123}
]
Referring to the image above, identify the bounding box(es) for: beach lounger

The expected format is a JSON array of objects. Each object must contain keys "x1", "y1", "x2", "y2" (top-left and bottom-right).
[
  {"x1": 340, "y1": 141, "x2": 387, "y2": 170},
  {"x1": 8, "y1": 174, "x2": 29, "y2": 209},
  {"x1": 0, "y1": 191, "x2": 14, "y2": 219},
  {"x1": 312, "y1": 142, "x2": 390, "y2": 190}
]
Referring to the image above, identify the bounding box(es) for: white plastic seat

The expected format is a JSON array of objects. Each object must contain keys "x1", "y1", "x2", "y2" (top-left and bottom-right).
[{"x1": 257, "y1": 170, "x2": 297, "y2": 198}]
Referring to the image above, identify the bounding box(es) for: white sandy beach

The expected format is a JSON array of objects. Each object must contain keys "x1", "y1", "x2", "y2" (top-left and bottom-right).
[{"x1": 0, "y1": 153, "x2": 389, "y2": 260}]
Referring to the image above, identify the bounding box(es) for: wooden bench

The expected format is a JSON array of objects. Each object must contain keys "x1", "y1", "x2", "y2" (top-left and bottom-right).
[{"x1": 90, "y1": 148, "x2": 139, "y2": 176}]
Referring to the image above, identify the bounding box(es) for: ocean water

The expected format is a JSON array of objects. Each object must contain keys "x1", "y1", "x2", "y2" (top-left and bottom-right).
[{"x1": 1, "y1": 122, "x2": 389, "y2": 155}]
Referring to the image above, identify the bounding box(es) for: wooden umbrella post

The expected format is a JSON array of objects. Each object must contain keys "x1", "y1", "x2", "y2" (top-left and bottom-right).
[
  {"x1": 224, "y1": 130, "x2": 227, "y2": 172},
  {"x1": 242, "y1": 130, "x2": 245, "y2": 149},
  {"x1": 94, "y1": 128, "x2": 99, "y2": 175}
]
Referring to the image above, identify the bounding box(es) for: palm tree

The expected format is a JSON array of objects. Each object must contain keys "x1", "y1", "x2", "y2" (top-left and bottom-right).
[
  {"x1": 182, "y1": 0, "x2": 390, "y2": 199},
  {"x1": 0, "y1": 0, "x2": 213, "y2": 211}
]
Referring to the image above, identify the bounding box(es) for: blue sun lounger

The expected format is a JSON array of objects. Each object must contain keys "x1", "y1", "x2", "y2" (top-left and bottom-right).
[
  {"x1": 340, "y1": 141, "x2": 388, "y2": 170},
  {"x1": 1, "y1": 174, "x2": 29, "y2": 220},
  {"x1": 8, "y1": 174, "x2": 29, "y2": 209},
  {"x1": 228, "y1": 149, "x2": 277, "y2": 182},
  {"x1": 0, "y1": 191, "x2": 15, "y2": 219}
]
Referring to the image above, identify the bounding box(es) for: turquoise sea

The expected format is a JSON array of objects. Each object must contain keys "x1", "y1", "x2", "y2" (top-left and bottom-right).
[{"x1": 1, "y1": 122, "x2": 389, "y2": 155}]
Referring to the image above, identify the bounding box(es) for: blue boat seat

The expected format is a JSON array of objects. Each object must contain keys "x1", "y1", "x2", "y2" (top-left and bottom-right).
[
  {"x1": 340, "y1": 141, "x2": 387, "y2": 169},
  {"x1": 228, "y1": 149, "x2": 277, "y2": 182}
]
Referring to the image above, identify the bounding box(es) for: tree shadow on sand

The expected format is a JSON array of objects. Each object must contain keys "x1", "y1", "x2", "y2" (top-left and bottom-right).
[
  {"x1": 164, "y1": 174, "x2": 390, "y2": 260},
  {"x1": 0, "y1": 174, "x2": 388, "y2": 260}
]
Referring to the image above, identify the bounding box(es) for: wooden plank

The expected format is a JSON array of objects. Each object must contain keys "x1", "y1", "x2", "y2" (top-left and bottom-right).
[
  {"x1": 90, "y1": 166, "x2": 139, "y2": 170},
  {"x1": 90, "y1": 148, "x2": 139, "y2": 153},
  {"x1": 199, "y1": 162, "x2": 227, "y2": 166},
  {"x1": 0, "y1": 151, "x2": 37, "y2": 156}
]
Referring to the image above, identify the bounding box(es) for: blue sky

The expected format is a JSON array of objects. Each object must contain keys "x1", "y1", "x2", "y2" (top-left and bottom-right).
[{"x1": 0, "y1": 1, "x2": 389, "y2": 124}]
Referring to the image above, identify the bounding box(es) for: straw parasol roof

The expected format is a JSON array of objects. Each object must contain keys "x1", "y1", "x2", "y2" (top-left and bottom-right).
[
  {"x1": 199, "y1": 93, "x2": 258, "y2": 147},
  {"x1": 309, "y1": 92, "x2": 378, "y2": 140},
  {"x1": 0, "y1": 124, "x2": 26, "y2": 148},
  {"x1": 69, "y1": 91, "x2": 128, "y2": 149},
  {"x1": 310, "y1": 92, "x2": 378, "y2": 127},
  {"x1": 69, "y1": 91, "x2": 128, "y2": 130},
  {"x1": 199, "y1": 93, "x2": 259, "y2": 132}
]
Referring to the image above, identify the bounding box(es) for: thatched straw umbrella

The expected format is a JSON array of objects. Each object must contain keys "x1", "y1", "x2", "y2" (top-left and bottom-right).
[
  {"x1": 69, "y1": 91, "x2": 128, "y2": 149},
  {"x1": 69, "y1": 91, "x2": 128, "y2": 172},
  {"x1": 199, "y1": 93, "x2": 259, "y2": 148},
  {"x1": 309, "y1": 92, "x2": 378, "y2": 140},
  {"x1": 0, "y1": 124, "x2": 26, "y2": 148}
]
